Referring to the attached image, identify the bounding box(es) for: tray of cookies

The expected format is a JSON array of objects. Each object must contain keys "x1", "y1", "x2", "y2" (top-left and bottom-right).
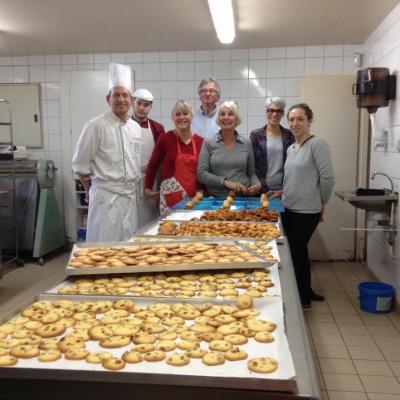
[
  {"x1": 162, "y1": 208, "x2": 280, "y2": 223},
  {"x1": 65, "y1": 240, "x2": 275, "y2": 276},
  {"x1": 48, "y1": 264, "x2": 282, "y2": 298},
  {"x1": 0, "y1": 293, "x2": 296, "y2": 392},
  {"x1": 139, "y1": 220, "x2": 284, "y2": 242}
]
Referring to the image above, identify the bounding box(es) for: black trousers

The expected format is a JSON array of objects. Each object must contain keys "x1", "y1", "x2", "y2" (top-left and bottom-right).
[{"x1": 281, "y1": 209, "x2": 321, "y2": 304}]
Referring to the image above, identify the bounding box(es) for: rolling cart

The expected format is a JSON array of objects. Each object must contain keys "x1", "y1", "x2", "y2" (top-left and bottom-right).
[{"x1": 0, "y1": 98, "x2": 23, "y2": 278}]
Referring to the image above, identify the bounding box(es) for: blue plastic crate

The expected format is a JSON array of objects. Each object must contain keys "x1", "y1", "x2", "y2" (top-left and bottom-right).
[{"x1": 172, "y1": 197, "x2": 285, "y2": 212}]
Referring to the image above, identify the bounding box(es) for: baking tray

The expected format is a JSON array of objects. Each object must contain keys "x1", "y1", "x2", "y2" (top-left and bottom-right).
[
  {"x1": 162, "y1": 209, "x2": 282, "y2": 224},
  {"x1": 138, "y1": 219, "x2": 284, "y2": 243},
  {"x1": 65, "y1": 239, "x2": 274, "y2": 277},
  {"x1": 0, "y1": 293, "x2": 296, "y2": 392},
  {"x1": 48, "y1": 261, "x2": 282, "y2": 298},
  {"x1": 172, "y1": 197, "x2": 285, "y2": 212}
]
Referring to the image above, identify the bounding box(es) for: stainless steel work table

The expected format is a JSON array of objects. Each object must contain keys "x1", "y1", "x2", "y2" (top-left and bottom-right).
[{"x1": 0, "y1": 238, "x2": 320, "y2": 400}]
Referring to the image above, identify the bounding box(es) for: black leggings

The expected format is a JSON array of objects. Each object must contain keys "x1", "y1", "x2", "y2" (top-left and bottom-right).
[{"x1": 281, "y1": 209, "x2": 321, "y2": 304}]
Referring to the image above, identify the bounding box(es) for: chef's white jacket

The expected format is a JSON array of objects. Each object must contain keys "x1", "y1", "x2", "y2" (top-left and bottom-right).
[{"x1": 72, "y1": 112, "x2": 142, "y2": 242}]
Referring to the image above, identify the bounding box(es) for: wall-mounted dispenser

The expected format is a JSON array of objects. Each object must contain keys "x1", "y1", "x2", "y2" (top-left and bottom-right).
[{"x1": 352, "y1": 67, "x2": 396, "y2": 113}]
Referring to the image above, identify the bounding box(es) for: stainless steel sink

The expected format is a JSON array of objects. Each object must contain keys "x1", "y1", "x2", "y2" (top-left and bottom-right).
[{"x1": 335, "y1": 189, "x2": 399, "y2": 211}]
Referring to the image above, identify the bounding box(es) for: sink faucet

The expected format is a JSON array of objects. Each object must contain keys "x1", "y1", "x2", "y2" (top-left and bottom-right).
[{"x1": 371, "y1": 171, "x2": 394, "y2": 194}]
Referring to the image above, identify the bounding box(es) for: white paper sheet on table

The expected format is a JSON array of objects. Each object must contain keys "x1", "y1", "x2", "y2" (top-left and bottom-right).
[{"x1": 7, "y1": 295, "x2": 295, "y2": 381}]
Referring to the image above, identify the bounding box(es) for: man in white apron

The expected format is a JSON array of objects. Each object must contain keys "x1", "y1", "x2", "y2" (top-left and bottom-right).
[
  {"x1": 72, "y1": 63, "x2": 142, "y2": 242},
  {"x1": 132, "y1": 89, "x2": 165, "y2": 228}
]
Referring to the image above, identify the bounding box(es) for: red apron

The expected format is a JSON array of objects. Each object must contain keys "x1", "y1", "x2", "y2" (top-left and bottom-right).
[{"x1": 160, "y1": 135, "x2": 198, "y2": 211}]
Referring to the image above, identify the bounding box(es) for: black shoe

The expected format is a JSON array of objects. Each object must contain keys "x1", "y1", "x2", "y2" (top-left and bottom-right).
[
  {"x1": 302, "y1": 302, "x2": 312, "y2": 310},
  {"x1": 310, "y1": 291, "x2": 324, "y2": 302}
]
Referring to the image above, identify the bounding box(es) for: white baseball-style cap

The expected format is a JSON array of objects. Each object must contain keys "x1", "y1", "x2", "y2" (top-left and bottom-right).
[
  {"x1": 108, "y1": 63, "x2": 132, "y2": 91},
  {"x1": 133, "y1": 88, "x2": 154, "y2": 102}
]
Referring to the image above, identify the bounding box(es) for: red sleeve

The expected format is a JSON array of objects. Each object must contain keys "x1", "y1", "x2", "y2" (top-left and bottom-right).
[
  {"x1": 149, "y1": 119, "x2": 166, "y2": 143},
  {"x1": 145, "y1": 134, "x2": 167, "y2": 189}
]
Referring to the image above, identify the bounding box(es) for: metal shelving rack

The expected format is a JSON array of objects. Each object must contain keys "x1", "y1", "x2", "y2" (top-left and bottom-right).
[{"x1": 0, "y1": 98, "x2": 23, "y2": 278}]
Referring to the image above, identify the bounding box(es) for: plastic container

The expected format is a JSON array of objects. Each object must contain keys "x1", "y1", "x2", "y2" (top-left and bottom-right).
[{"x1": 358, "y1": 282, "x2": 395, "y2": 314}]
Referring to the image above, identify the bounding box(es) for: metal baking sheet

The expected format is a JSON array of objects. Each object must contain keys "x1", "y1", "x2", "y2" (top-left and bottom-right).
[
  {"x1": 65, "y1": 240, "x2": 274, "y2": 277},
  {"x1": 48, "y1": 263, "x2": 282, "y2": 298},
  {"x1": 138, "y1": 219, "x2": 284, "y2": 243},
  {"x1": 0, "y1": 293, "x2": 296, "y2": 390}
]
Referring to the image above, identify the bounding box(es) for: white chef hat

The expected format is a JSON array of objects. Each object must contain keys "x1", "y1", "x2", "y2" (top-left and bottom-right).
[
  {"x1": 133, "y1": 88, "x2": 154, "y2": 102},
  {"x1": 108, "y1": 63, "x2": 132, "y2": 92}
]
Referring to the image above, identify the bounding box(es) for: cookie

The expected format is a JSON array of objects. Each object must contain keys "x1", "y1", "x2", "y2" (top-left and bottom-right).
[
  {"x1": 246, "y1": 319, "x2": 276, "y2": 333},
  {"x1": 209, "y1": 340, "x2": 233, "y2": 352},
  {"x1": 64, "y1": 348, "x2": 90, "y2": 360},
  {"x1": 88, "y1": 326, "x2": 113, "y2": 341},
  {"x1": 35, "y1": 323, "x2": 66, "y2": 338},
  {"x1": 177, "y1": 340, "x2": 200, "y2": 351},
  {"x1": 166, "y1": 352, "x2": 190, "y2": 366},
  {"x1": 224, "y1": 334, "x2": 248, "y2": 345},
  {"x1": 0, "y1": 355, "x2": 18, "y2": 366},
  {"x1": 57, "y1": 337, "x2": 86, "y2": 353},
  {"x1": 100, "y1": 335, "x2": 130, "y2": 349},
  {"x1": 225, "y1": 347, "x2": 248, "y2": 361},
  {"x1": 122, "y1": 350, "x2": 143, "y2": 364},
  {"x1": 185, "y1": 347, "x2": 208, "y2": 358},
  {"x1": 157, "y1": 331, "x2": 178, "y2": 341},
  {"x1": 133, "y1": 344, "x2": 155, "y2": 354},
  {"x1": 202, "y1": 351, "x2": 225, "y2": 366},
  {"x1": 201, "y1": 332, "x2": 224, "y2": 343},
  {"x1": 102, "y1": 357, "x2": 126, "y2": 371},
  {"x1": 86, "y1": 351, "x2": 112, "y2": 364},
  {"x1": 38, "y1": 349, "x2": 62, "y2": 362},
  {"x1": 10, "y1": 345, "x2": 40, "y2": 358},
  {"x1": 156, "y1": 340, "x2": 177, "y2": 352},
  {"x1": 247, "y1": 357, "x2": 278, "y2": 373},
  {"x1": 144, "y1": 350, "x2": 166, "y2": 362},
  {"x1": 236, "y1": 294, "x2": 253, "y2": 310},
  {"x1": 132, "y1": 333, "x2": 157, "y2": 345},
  {"x1": 254, "y1": 331, "x2": 275, "y2": 343}
]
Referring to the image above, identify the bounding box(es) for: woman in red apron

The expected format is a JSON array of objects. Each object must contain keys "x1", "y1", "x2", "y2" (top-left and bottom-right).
[{"x1": 144, "y1": 100, "x2": 204, "y2": 213}]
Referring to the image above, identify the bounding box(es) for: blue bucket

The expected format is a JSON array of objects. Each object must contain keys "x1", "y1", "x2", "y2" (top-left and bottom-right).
[{"x1": 358, "y1": 282, "x2": 395, "y2": 314}]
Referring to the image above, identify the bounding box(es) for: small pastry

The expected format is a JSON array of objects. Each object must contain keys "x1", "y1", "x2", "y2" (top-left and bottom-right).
[
  {"x1": 185, "y1": 201, "x2": 193, "y2": 209},
  {"x1": 192, "y1": 197, "x2": 200, "y2": 204},
  {"x1": 222, "y1": 200, "x2": 231, "y2": 209},
  {"x1": 195, "y1": 191, "x2": 204, "y2": 200},
  {"x1": 262, "y1": 200, "x2": 269, "y2": 208}
]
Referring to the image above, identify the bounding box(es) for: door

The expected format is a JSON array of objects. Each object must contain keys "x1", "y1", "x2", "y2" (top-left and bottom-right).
[
  {"x1": 61, "y1": 71, "x2": 110, "y2": 241},
  {"x1": 301, "y1": 76, "x2": 358, "y2": 260}
]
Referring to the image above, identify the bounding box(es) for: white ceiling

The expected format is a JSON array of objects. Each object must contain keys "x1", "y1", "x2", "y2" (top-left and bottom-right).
[{"x1": 0, "y1": 0, "x2": 398, "y2": 56}]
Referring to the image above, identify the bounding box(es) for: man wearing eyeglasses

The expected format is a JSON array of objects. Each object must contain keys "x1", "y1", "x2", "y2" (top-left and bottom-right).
[
  {"x1": 191, "y1": 78, "x2": 221, "y2": 139},
  {"x1": 250, "y1": 97, "x2": 294, "y2": 195}
]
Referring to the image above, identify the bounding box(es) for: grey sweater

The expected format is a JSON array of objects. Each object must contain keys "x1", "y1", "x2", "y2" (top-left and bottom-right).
[
  {"x1": 197, "y1": 133, "x2": 260, "y2": 197},
  {"x1": 282, "y1": 136, "x2": 335, "y2": 213}
]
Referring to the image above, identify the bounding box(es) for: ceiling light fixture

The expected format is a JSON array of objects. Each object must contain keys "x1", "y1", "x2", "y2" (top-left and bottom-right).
[{"x1": 208, "y1": 0, "x2": 235, "y2": 44}]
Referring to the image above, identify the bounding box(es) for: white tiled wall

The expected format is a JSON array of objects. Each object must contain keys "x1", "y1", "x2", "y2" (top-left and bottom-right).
[
  {"x1": 363, "y1": 3, "x2": 400, "y2": 293},
  {"x1": 0, "y1": 44, "x2": 362, "y2": 220}
]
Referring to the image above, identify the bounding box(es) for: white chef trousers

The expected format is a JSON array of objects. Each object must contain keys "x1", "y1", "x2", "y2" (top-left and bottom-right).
[{"x1": 86, "y1": 185, "x2": 137, "y2": 243}]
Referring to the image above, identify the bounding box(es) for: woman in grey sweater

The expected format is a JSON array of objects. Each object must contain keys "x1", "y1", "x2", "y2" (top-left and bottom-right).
[
  {"x1": 197, "y1": 101, "x2": 261, "y2": 197},
  {"x1": 279, "y1": 103, "x2": 334, "y2": 310}
]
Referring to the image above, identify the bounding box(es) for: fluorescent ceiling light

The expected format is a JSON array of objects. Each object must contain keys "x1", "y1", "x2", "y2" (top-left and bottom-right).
[{"x1": 208, "y1": 0, "x2": 235, "y2": 44}]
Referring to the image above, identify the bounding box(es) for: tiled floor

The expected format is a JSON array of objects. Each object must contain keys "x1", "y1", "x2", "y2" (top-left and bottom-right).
[
  {"x1": 1, "y1": 255, "x2": 399, "y2": 399},
  {"x1": 307, "y1": 261, "x2": 400, "y2": 400}
]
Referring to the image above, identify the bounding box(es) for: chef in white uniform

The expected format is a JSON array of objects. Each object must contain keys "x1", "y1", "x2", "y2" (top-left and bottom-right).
[
  {"x1": 132, "y1": 89, "x2": 165, "y2": 228},
  {"x1": 72, "y1": 63, "x2": 142, "y2": 242}
]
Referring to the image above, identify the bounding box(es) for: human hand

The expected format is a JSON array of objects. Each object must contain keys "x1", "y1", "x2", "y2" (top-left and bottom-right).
[
  {"x1": 223, "y1": 180, "x2": 247, "y2": 193},
  {"x1": 145, "y1": 188, "x2": 160, "y2": 198},
  {"x1": 245, "y1": 184, "x2": 261, "y2": 196},
  {"x1": 320, "y1": 204, "x2": 325, "y2": 222},
  {"x1": 267, "y1": 190, "x2": 283, "y2": 198}
]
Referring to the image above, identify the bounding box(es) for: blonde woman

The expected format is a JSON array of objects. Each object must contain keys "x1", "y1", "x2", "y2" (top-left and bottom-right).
[
  {"x1": 145, "y1": 100, "x2": 204, "y2": 212},
  {"x1": 197, "y1": 100, "x2": 261, "y2": 197}
]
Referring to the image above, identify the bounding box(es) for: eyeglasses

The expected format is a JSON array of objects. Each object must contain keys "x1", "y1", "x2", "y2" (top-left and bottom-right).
[
  {"x1": 266, "y1": 108, "x2": 284, "y2": 115},
  {"x1": 200, "y1": 89, "x2": 217, "y2": 94}
]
